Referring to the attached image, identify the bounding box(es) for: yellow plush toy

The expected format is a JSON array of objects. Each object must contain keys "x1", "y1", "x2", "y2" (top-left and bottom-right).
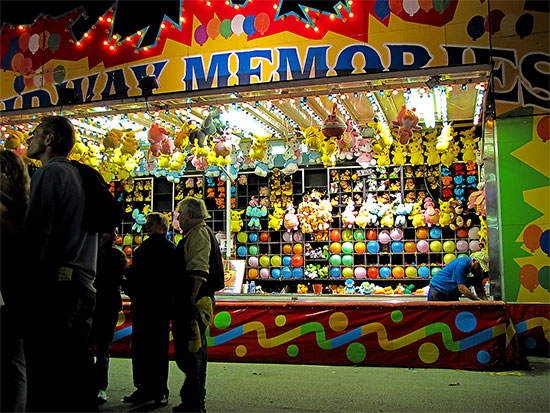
[
  {"x1": 391, "y1": 140, "x2": 408, "y2": 165},
  {"x1": 268, "y1": 205, "x2": 285, "y2": 231},
  {"x1": 438, "y1": 198, "x2": 454, "y2": 227},
  {"x1": 230, "y1": 210, "x2": 245, "y2": 232},
  {"x1": 407, "y1": 133, "x2": 425, "y2": 166},
  {"x1": 460, "y1": 126, "x2": 479, "y2": 163}
]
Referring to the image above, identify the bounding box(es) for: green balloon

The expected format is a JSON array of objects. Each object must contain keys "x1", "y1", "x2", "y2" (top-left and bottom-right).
[
  {"x1": 53, "y1": 65, "x2": 65, "y2": 84},
  {"x1": 342, "y1": 254, "x2": 353, "y2": 266},
  {"x1": 48, "y1": 33, "x2": 61, "y2": 53},
  {"x1": 330, "y1": 254, "x2": 341, "y2": 266},
  {"x1": 219, "y1": 19, "x2": 233, "y2": 39},
  {"x1": 248, "y1": 245, "x2": 258, "y2": 255}
]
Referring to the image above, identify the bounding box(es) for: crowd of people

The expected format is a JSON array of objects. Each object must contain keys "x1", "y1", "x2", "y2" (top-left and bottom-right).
[
  {"x1": 0, "y1": 116, "x2": 222, "y2": 412},
  {"x1": 0, "y1": 115, "x2": 488, "y2": 412}
]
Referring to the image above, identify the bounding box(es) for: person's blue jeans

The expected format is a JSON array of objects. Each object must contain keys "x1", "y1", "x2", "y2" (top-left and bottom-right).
[
  {"x1": 91, "y1": 299, "x2": 120, "y2": 391},
  {"x1": 427, "y1": 285, "x2": 460, "y2": 301}
]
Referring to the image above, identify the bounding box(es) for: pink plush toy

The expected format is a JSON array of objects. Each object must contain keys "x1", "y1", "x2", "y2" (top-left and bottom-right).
[
  {"x1": 355, "y1": 138, "x2": 375, "y2": 168},
  {"x1": 392, "y1": 105, "x2": 421, "y2": 145},
  {"x1": 341, "y1": 200, "x2": 357, "y2": 228},
  {"x1": 322, "y1": 103, "x2": 346, "y2": 138},
  {"x1": 147, "y1": 123, "x2": 171, "y2": 157},
  {"x1": 283, "y1": 203, "x2": 300, "y2": 232},
  {"x1": 421, "y1": 197, "x2": 440, "y2": 227}
]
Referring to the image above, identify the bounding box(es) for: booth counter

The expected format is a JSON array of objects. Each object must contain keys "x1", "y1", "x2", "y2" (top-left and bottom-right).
[{"x1": 112, "y1": 295, "x2": 549, "y2": 370}]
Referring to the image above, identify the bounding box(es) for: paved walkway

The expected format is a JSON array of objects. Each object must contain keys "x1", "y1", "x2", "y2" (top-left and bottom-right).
[{"x1": 100, "y1": 357, "x2": 550, "y2": 412}]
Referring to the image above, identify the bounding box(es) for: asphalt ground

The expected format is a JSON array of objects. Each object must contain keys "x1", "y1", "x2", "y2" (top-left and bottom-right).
[{"x1": 99, "y1": 357, "x2": 550, "y2": 413}]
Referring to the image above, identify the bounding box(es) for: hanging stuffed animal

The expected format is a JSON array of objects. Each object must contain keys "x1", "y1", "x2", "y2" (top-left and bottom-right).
[
  {"x1": 281, "y1": 132, "x2": 302, "y2": 175},
  {"x1": 392, "y1": 105, "x2": 422, "y2": 145},
  {"x1": 268, "y1": 205, "x2": 286, "y2": 231},
  {"x1": 303, "y1": 126, "x2": 323, "y2": 164},
  {"x1": 336, "y1": 120, "x2": 359, "y2": 160},
  {"x1": 246, "y1": 197, "x2": 267, "y2": 230},
  {"x1": 283, "y1": 203, "x2": 300, "y2": 232},
  {"x1": 103, "y1": 128, "x2": 124, "y2": 150},
  {"x1": 230, "y1": 209, "x2": 245, "y2": 232},
  {"x1": 355, "y1": 138, "x2": 375, "y2": 168},
  {"x1": 341, "y1": 199, "x2": 357, "y2": 229},
  {"x1": 189, "y1": 107, "x2": 224, "y2": 147},
  {"x1": 320, "y1": 136, "x2": 338, "y2": 168},
  {"x1": 460, "y1": 127, "x2": 480, "y2": 163},
  {"x1": 391, "y1": 140, "x2": 408, "y2": 165},
  {"x1": 436, "y1": 123, "x2": 457, "y2": 152},
  {"x1": 322, "y1": 103, "x2": 346, "y2": 138},
  {"x1": 421, "y1": 197, "x2": 440, "y2": 227},
  {"x1": 147, "y1": 123, "x2": 171, "y2": 157},
  {"x1": 407, "y1": 133, "x2": 425, "y2": 166},
  {"x1": 189, "y1": 140, "x2": 210, "y2": 171}
]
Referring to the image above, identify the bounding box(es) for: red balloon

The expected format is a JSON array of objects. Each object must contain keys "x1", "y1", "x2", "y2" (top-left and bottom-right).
[
  {"x1": 523, "y1": 225, "x2": 542, "y2": 253},
  {"x1": 519, "y1": 264, "x2": 539, "y2": 292},
  {"x1": 484, "y1": 9, "x2": 505, "y2": 34},
  {"x1": 367, "y1": 267, "x2": 379, "y2": 279},
  {"x1": 366, "y1": 230, "x2": 377, "y2": 240},
  {"x1": 537, "y1": 116, "x2": 550, "y2": 143},
  {"x1": 291, "y1": 255, "x2": 303, "y2": 267},
  {"x1": 126, "y1": 258, "x2": 132, "y2": 267},
  {"x1": 260, "y1": 232, "x2": 270, "y2": 242},
  {"x1": 330, "y1": 230, "x2": 341, "y2": 242},
  {"x1": 123, "y1": 246, "x2": 132, "y2": 256},
  {"x1": 115, "y1": 235, "x2": 123, "y2": 245}
]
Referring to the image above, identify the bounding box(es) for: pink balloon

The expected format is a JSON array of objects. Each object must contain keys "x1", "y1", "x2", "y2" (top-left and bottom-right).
[
  {"x1": 469, "y1": 240, "x2": 481, "y2": 252},
  {"x1": 259, "y1": 268, "x2": 270, "y2": 279},
  {"x1": 379, "y1": 230, "x2": 391, "y2": 244},
  {"x1": 390, "y1": 228, "x2": 403, "y2": 241},
  {"x1": 456, "y1": 240, "x2": 469, "y2": 252},
  {"x1": 248, "y1": 256, "x2": 259, "y2": 267},
  {"x1": 354, "y1": 267, "x2": 366, "y2": 279},
  {"x1": 417, "y1": 240, "x2": 429, "y2": 253}
]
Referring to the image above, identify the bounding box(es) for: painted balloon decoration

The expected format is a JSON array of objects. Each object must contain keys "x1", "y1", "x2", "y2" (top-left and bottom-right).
[
  {"x1": 243, "y1": 14, "x2": 256, "y2": 36},
  {"x1": 403, "y1": 0, "x2": 420, "y2": 17},
  {"x1": 231, "y1": 14, "x2": 245, "y2": 36},
  {"x1": 467, "y1": 16, "x2": 486, "y2": 41},
  {"x1": 254, "y1": 12, "x2": 270, "y2": 35},
  {"x1": 540, "y1": 229, "x2": 550, "y2": 257},
  {"x1": 539, "y1": 266, "x2": 550, "y2": 292},
  {"x1": 520, "y1": 264, "x2": 539, "y2": 292},
  {"x1": 523, "y1": 224, "x2": 542, "y2": 253},
  {"x1": 484, "y1": 9, "x2": 505, "y2": 34},
  {"x1": 219, "y1": 19, "x2": 232, "y2": 39},
  {"x1": 536, "y1": 116, "x2": 550, "y2": 143},
  {"x1": 194, "y1": 25, "x2": 208, "y2": 46},
  {"x1": 516, "y1": 13, "x2": 534, "y2": 39},
  {"x1": 206, "y1": 18, "x2": 221, "y2": 40},
  {"x1": 374, "y1": 0, "x2": 391, "y2": 20},
  {"x1": 432, "y1": 0, "x2": 451, "y2": 14}
]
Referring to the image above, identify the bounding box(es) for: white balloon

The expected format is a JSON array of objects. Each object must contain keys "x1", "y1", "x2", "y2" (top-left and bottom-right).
[
  {"x1": 500, "y1": 14, "x2": 517, "y2": 37},
  {"x1": 29, "y1": 34, "x2": 40, "y2": 54},
  {"x1": 403, "y1": 0, "x2": 420, "y2": 16},
  {"x1": 33, "y1": 75, "x2": 43, "y2": 88},
  {"x1": 231, "y1": 14, "x2": 245, "y2": 37}
]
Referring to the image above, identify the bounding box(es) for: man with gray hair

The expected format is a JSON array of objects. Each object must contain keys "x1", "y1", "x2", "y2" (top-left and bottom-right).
[{"x1": 172, "y1": 197, "x2": 223, "y2": 412}]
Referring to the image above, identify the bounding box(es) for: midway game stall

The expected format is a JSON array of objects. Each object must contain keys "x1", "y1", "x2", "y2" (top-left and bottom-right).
[{"x1": 1, "y1": 0, "x2": 548, "y2": 370}]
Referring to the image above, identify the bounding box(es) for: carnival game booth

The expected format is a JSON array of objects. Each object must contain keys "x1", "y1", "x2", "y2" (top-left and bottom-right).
[{"x1": 1, "y1": 0, "x2": 548, "y2": 369}]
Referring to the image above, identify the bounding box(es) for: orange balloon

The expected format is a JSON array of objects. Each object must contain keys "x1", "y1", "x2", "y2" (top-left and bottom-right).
[
  {"x1": 38, "y1": 31, "x2": 50, "y2": 50},
  {"x1": 519, "y1": 264, "x2": 539, "y2": 292},
  {"x1": 293, "y1": 244, "x2": 303, "y2": 255},
  {"x1": 523, "y1": 225, "x2": 542, "y2": 252},
  {"x1": 418, "y1": 0, "x2": 433, "y2": 12},
  {"x1": 416, "y1": 227, "x2": 428, "y2": 239},
  {"x1": 23, "y1": 76, "x2": 34, "y2": 89},
  {"x1": 44, "y1": 65, "x2": 55, "y2": 84},
  {"x1": 404, "y1": 241, "x2": 416, "y2": 253},
  {"x1": 254, "y1": 12, "x2": 270, "y2": 35},
  {"x1": 11, "y1": 53, "x2": 24, "y2": 72},
  {"x1": 392, "y1": 266, "x2": 404, "y2": 278},
  {"x1": 282, "y1": 244, "x2": 292, "y2": 255},
  {"x1": 21, "y1": 57, "x2": 33, "y2": 75},
  {"x1": 248, "y1": 268, "x2": 258, "y2": 279},
  {"x1": 206, "y1": 18, "x2": 220, "y2": 39},
  {"x1": 389, "y1": 0, "x2": 404, "y2": 14},
  {"x1": 354, "y1": 242, "x2": 366, "y2": 254},
  {"x1": 330, "y1": 242, "x2": 342, "y2": 254}
]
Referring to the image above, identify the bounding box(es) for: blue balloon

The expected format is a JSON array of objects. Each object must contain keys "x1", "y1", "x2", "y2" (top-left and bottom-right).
[
  {"x1": 467, "y1": 16, "x2": 485, "y2": 41},
  {"x1": 249, "y1": 232, "x2": 258, "y2": 242},
  {"x1": 293, "y1": 267, "x2": 303, "y2": 279},
  {"x1": 418, "y1": 265, "x2": 430, "y2": 279},
  {"x1": 1, "y1": 50, "x2": 15, "y2": 71},
  {"x1": 379, "y1": 266, "x2": 391, "y2": 279},
  {"x1": 271, "y1": 268, "x2": 281, "y2": 279},
  {"x1": 281, "y1": 267, "x2": 292, "y2": 279},
  {"x1": 9, "y1": 37, "x2": 19, "y2": 53},
  {"x1": 237, "y1": 246, "x2": 247, "y2": 257},
  {"x1": 243, "y1": 15, "x2": 256, "y2": 36},
  {"x1": 374, "y1": 0, "x2": 391, "y2": 21},
  {"x1": 367, "y1": 241, "x2": 380, "y2": 254},
  {"x1": 540, "y1": 229, "x2": 550, "y2": 257},
  {"x1": 429, "y1": 227, "x2": 442, "y2": 239},
  {"x1": 391, "y1": 241, "x2": 404, "y2": 253},
  {"x1": 13, "y1": 75, "x2": 24, "y2": 95},
  {"x1": 330, "y1": 267, "x2": 341, "y2": 279},
  {"x1": 282, "y1": 255, "x2": 292, "y2": 266}
]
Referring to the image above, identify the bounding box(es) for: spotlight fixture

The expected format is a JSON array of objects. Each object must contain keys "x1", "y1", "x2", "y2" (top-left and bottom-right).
[
  {"x1": 57, "y1": 87, "x2": 80, "y2": 106},
  {"x1": 425, "y1": 75, "x2": 441, "y2": 89},
  {"x1": 138, "y1": 75, "x2": 159, "y2": 97}
]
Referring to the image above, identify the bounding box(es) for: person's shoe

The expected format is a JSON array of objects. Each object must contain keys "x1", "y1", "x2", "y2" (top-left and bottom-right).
[
  {"x1": 97, "y1": 390, "x2": 108, "y2": 404},
  {"x1": 172, "y1": 402, "x2": 205, "y2": 412},
  {"x1": 122, "y1": 389, "x2": 155, "y2": 404},
  {"x1": 154, "y1": 392, "x2": 169, "y2": 407}
]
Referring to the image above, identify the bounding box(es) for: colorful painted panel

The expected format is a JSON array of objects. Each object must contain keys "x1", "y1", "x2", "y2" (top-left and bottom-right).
[{"x1": 110, "y1": 301, "x2": 550, "y2": 369}]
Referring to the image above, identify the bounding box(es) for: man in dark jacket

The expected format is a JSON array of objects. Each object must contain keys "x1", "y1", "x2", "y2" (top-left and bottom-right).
[{"x1": 123, "y1": 213, "x2": 176, "y2": 406}]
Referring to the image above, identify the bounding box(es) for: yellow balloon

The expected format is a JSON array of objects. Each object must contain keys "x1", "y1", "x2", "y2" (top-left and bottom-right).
[{"x1": 444, "y1": 253, "x2": 457, "y2": 264}]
